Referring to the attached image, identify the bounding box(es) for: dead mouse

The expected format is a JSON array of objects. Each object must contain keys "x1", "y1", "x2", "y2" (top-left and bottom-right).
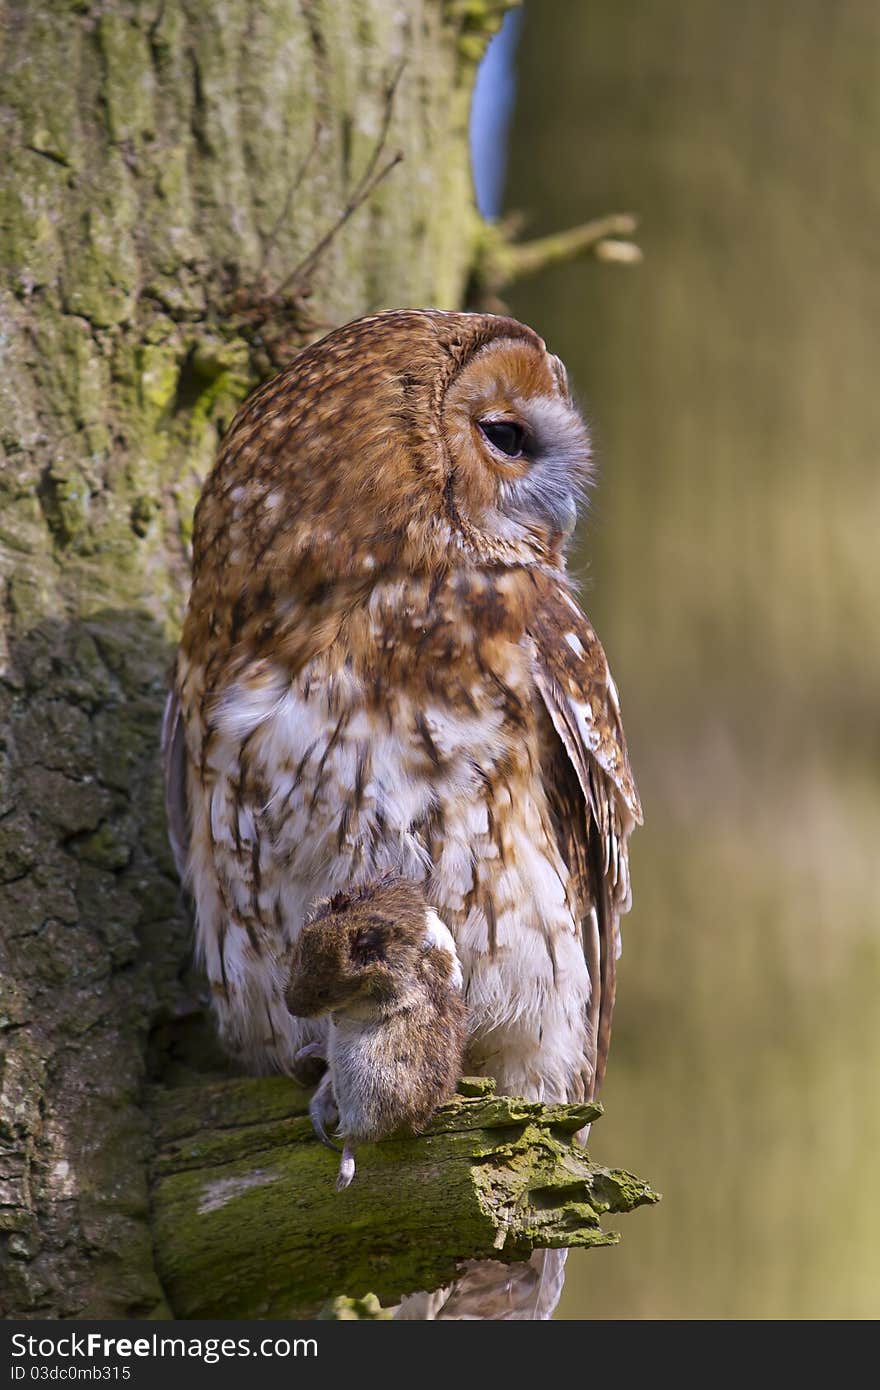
[{"x1": 285, "y1": 875, "x2": 467, "y2": 1189}]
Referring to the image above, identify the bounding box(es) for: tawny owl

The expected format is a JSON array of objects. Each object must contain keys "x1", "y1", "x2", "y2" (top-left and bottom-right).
[{"x1": 163, "y1": 308, "x2": 641, "y2": 1319}]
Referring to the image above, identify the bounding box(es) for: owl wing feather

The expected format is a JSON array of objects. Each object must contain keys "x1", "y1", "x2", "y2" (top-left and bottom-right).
[
  {"x1": 161, "y1": 686, "x2": 190, "y2": 886},
  {"x1": 528, "y1": 581, "x2": 642, "y2": 1099}
]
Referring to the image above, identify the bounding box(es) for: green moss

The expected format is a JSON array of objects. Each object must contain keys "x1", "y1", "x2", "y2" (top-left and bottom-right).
[
  {"x1": 446, "y1": 0, "x2": 520, "y2": 62},
  {"x1": 320, "y1": 1293, "x2": 392, "y2": 1319},
  {"x1": 0, "y1": 519, "x2": 39, "y2": 557},
  {"x1": 61, "y1": 155, "x2": 139, "y2": 327},
  {"x1": 72, "y1": 819, "x2": 133, "y2": 871},
  {"x1": 96, "y1": 12, "x2": 156, "y2": 148},
  {"x1": 150, "y1": 1077, "x2": 657, "y2": 1317},
  {"x1": 0, "y1": 815, "x2": 37, "y2": 881},
  {"x1": 456, "y1": 1075, "x2": 497, "y2": 1097},
  {"x1": 130, "y1": 495, "x2": 159, "y2": 537},
  {"x1": 0, "y1": 156, "x2": 65, "y2": 292},
  {"x1": 180, "y1": 344, "x2": 253, "y2": 456},
  {"x1": 38, "y1": 460, "x2": 90, "y2": 548},
  {"x1": 6, "y1": 571, "x2": 56, "y2": 630},
  {"x1": 10, "y1": 10, "x2": 81, "y2": 171},
  {"x1": 136, "y1": 345, "x2": 180, "y2": 423}
]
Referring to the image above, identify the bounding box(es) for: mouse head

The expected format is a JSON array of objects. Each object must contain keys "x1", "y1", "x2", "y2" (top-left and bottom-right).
[{"x1": 285, "y1": 876, "x2": 435, "y2": 1020}]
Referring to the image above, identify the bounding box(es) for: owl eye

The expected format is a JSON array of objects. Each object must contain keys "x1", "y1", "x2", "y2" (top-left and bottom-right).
[{"x1": 479, "y1": 419, "x2": 527, "y2": 458}]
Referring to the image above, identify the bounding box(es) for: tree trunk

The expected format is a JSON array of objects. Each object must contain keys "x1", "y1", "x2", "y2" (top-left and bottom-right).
[{"x1": 0, "y1": 0, "x2": 514, "y2": 1319}]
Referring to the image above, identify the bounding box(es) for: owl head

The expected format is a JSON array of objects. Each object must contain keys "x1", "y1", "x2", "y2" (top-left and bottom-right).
[
  {"x1": 192, "y1": 310, "x2": 591, "y2": 595},
  {"x1": 438, "y1": 316, "x2": 591, "y2": 561}
]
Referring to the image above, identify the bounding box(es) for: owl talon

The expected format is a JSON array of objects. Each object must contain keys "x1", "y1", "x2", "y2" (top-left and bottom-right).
[
  {"x1": 292, "y1": 1039, "x2": 327, "y2": 1087},
  {"x1": 336, "y1": 1142, "x2": 356, "y2": 1190},
  {"x1": 309, "y1": 1072, "x2": 341, "y2": 1152}
]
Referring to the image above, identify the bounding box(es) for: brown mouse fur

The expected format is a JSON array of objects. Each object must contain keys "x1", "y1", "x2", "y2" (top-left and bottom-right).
[{"x1": 285, "y1": 875, "x2": 467, "y2": 1188}]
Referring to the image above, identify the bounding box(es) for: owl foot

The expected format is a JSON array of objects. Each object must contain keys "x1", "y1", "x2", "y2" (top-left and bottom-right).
[
  {"x1": 292, "y1": 1040, "x2": 327, "y2": 1087},
  {"x1": 309, "y1": 1071, "x2": 341, "y2": 1152},
  {"x1": 336, "y1": 1141, "x2": 356, "y2": 1191}
]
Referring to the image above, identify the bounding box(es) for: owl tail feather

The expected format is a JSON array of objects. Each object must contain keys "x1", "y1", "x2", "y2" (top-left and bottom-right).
[{"x1": 394, "y1": 1250, "x2": 568, "y2": 1321}]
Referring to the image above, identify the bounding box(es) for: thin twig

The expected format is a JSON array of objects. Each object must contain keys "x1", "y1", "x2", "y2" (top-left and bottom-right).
[
  {"x1": 275, "y1": 152, "x2": 403, "y2": 296},
  {"x1": 259, "y1": 119, "x2": 323, "y2": 276},
  {"x1": 501, "y1": 214, "x2": 641, "y2": 279},
  {"x1": 351, "y1": 57, "x2": 406, "y2": 202},
  {"x1": 273, "y1": 60, "x2": 407, "y2": 296}
]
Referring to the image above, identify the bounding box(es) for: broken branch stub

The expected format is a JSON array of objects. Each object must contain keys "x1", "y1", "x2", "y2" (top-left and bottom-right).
[{"x1": 150, "y1": 1075, "x2": 658, "y2": 1318}]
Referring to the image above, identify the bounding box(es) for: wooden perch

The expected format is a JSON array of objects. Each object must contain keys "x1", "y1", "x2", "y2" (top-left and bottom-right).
[{"x1": 149, "y1": 1075, "x2": 657, "y2": 1318}]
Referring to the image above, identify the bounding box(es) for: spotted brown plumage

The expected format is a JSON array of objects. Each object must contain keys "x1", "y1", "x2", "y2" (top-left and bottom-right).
[{"x1": 164, "y1": 308, "x2": 641, "y2": 1318}]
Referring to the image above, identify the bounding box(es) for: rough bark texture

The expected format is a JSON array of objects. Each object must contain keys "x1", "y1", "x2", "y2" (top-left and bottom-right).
[
  {"x1": 151, "y1": 1077, "x2": 656, "y2": 1319},
  {"x1": 0, "y1": 0, "x2": 517, "y2": 1319}
]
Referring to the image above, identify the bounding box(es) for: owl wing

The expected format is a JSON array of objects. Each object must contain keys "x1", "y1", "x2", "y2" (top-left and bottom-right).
[
  {"x1": 528, "y1": 582, "x2": 642, "y2": 1100},
  {"x1": 161, "y1": 686, "x2": 190, "y2": 885}
]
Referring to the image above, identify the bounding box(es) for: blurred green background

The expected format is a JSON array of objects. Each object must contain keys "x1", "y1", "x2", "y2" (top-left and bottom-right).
[{"x1": 499, "y1": 0, "x2": 880, "y2": 1318}]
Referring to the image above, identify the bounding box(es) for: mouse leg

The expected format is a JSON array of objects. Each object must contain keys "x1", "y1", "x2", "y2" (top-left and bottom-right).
[
  {"x1": 336, "y1": 1140, "x2": 356, "y2": 1191},
  {"x1": 309, "y1": 1071, "x2": 341, "y2": 1152}
]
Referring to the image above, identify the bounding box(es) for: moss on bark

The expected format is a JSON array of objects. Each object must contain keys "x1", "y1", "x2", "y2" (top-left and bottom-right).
[{"x1": 150, "y1": 1077, "x2": 656, "y2": 1319}]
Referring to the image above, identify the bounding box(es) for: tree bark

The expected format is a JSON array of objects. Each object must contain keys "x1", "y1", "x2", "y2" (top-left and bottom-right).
[
  {"x1": 0, "y1": 0, "x2": 515, "y2": 1319},
  {"x1": 151, "y1": 1077, "x2": 656, "y2": 1319}
]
